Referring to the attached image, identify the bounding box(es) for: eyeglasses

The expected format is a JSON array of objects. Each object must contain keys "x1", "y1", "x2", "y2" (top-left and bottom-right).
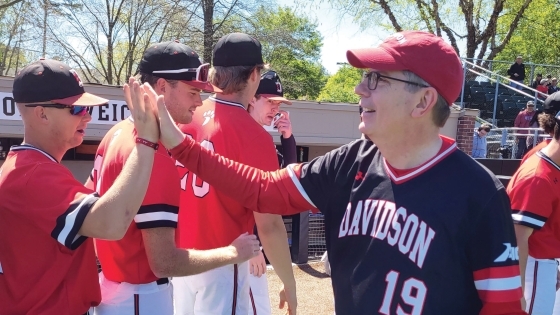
[
  {"x1": 24, "y1": 103, "x2": 89, "y2": 116},
  {"x1": 363, "y1": 71, "x2": 430, "y2": 91},
  {"x1": 153, "y1": 63, "x2": 210, "y2": 82}
]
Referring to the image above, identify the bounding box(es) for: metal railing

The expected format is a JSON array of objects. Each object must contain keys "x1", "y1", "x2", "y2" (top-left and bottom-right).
[
  {"x1": 459, "y1": 60, "x2": 549, "y2": 127},
  {"x1": 484, "y1": 127, "x2": 550, "y2": 159}
]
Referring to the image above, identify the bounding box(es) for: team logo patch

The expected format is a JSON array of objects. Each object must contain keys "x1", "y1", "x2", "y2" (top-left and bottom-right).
[
  {"x1": 69, "y1": 69, "x2": 84, "y2": 87},
  {"x1": 109, "y1": 129, "x2": 122, "y2": 146},
  {"x1": 202, "y1": 110, "x2": 215, "y2": 126},
  {"x1": 276, "y1": 80, "x2": 282, "y2": 93}
]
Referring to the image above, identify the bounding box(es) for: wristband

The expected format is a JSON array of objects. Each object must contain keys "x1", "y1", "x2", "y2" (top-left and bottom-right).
[{"x1": 136, "y1": 138, "x2": 159, "y2": 150}]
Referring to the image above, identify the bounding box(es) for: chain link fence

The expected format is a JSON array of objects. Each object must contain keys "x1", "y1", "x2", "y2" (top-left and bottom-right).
[
  {"x1": 484, "y1": 127, "x2": 550, "y2": 159},
  {"x1": 308, "y1": 212, "x2": 326, "y2": 260}
]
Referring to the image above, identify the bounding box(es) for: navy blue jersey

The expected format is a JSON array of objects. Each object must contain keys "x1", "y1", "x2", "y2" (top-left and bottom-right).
[
  {"x1": 293, "y1": 138, "x2": 522, "y2": 314},
  {"x1": 169, "y1": 136, "x2": 524, "y2": 315}
]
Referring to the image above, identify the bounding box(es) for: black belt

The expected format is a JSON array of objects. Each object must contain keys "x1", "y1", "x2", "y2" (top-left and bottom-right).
[{"x1": 156, "y1": 278, "x2": 169, "y2": 285}]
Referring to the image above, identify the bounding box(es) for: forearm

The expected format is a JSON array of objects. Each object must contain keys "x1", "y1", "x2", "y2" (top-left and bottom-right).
[
  {"x1": 159, "y1": 246, "x2": 238, "y2": 277},
  {"x1": 169, "y1": 137, "x2": 311, "y2": 214},
  {"x1": 258, "y1": 216, "x2": 296, "y2": 289},
  {"x1": 518, "y1": 241, "x2": 529, "y2": 291},
  {"x1": 281, "y1": 135, "x2": 297, "y2": 165},
  {"x1": 82, "y1": 145, "x2": 155, "y2": 239}
]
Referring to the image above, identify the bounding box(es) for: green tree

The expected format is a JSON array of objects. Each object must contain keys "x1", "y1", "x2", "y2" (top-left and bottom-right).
[
  {"x1": 247, "y1": 6, "x2": 328, "y2": 100},
  {"x1": 305, "y1": 0, "x2": 533, "y2": 67},
  {"x1": 317, "y1": 65, "x2": 362, "y2": 103},
  {"x1": 493, "y1": 0, "x2": 560, "y2": 76}
]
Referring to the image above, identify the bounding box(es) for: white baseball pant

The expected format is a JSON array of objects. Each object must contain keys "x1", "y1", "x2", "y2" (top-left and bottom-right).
[
  {"x1": 93, "y1": 272, "x2": 173, "y2": 315},
  {"x1": 248, "y1": 272, "x2": 271, "y2": 315},
  {"x1": 172, "y1": 262, "x2": 250, "y2": 315},
  {"x1": 524, "y1": 255, "x2": 558, "y2": 315}
]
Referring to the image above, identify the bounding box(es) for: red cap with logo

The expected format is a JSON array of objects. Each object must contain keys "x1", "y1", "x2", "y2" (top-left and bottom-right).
[{"x1": 346, "y1": 31, "x2": 463, "y2": 106}]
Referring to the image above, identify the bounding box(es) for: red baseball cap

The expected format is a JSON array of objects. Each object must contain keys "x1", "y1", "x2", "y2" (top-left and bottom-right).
[{"x1": 346, "y1": 31, "x2": 463, "y2": 106}]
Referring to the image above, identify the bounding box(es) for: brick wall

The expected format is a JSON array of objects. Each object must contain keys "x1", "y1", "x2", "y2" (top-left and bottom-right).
[{"x1": 456, "y1": 114, "x2": 476, "y2": 154}]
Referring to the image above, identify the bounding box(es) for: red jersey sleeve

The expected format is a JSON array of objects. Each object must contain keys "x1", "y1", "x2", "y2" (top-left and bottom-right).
[
  {"x1": 507, "y1": 174, "x2": 554, "y2": 230},
  {"x1": 134, "y1": 150, "x2": 181, "y2": 229},
  {"x1": 169, "y1": 136, "x2": 316, "y2": 215},
  {"x1": 27, "y1": 163, "x2": 99, "y2": 250}
]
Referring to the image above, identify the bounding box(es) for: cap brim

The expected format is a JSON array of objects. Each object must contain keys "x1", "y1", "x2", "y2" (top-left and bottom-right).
[
  {"x1": 261, "y1": 94, "x2": 292, "y2": 105},
  {"x1": 346, "y1": 47, "x2": 403, "y2": 71},
  {"x1": 182, "y1": 80, "x2": 222, "y2": 93},
  {"x1": 52, "y1": 92, "x2": 109, "y2": 106}
]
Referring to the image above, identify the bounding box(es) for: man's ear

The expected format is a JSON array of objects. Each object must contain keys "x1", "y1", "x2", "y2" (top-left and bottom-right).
[
  {"x1": 33, "y1": 106, "x2": 49, "y2": 123},
  {"x1": 250, "y1": 67, "x2": 260, "y2": 82},
  {"x1": 155, "y1": 78, "x2": 167, "y2": 94},
  {"x1": 411, "y1": 87, "x2": 438, "y2": 118}
]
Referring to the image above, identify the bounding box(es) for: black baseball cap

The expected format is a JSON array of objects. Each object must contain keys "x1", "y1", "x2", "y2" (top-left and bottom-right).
[
  {"x1": 255, "y1": 71, "x2": 291, "y2": 105},
  {"x1": 138, "y1": 40, "x2": 221, "y2": 92},
  {"x1": 12, "y1": 58, "x2": 108, "y2": 106},
  {"x1": 213, "y1": 33, "x2": 264, "y2": 67}
]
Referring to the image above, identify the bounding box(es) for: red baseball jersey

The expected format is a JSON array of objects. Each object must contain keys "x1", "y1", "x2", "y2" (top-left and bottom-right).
[
  {"x1": 91, "y1": 119, "x2": 180, "y2": 284},
  {"x1": 520, "y1": 139, "x2": 550, "y2": 164},
  {"x1": 176, "y1": 97, "x2": 278, "y2": 250},
  {"x1": 508, "y1": 151, "x2": 560, "y2": 258},
  {"x1": 0, "y1": 145, "x2": 100, "y2": 315}
]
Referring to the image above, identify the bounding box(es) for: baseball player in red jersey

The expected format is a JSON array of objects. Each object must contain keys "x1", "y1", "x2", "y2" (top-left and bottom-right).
[
  {"x1": 0, "y1": 59, "x2": 159, "y2": 315},
  {"x1": 171, "y1": 33, "x2": 297, "y2": 315},
  {"x1": 247, "y1": 70, "x2": 296, "y2": 315},
  {"x1": 508, "y1": 110, "x2": 560, "y2": 314},
  {"x1": 152, "y1": 31, "x2": 526, "y2": 315},
  {"x1": 86, "y1": 42, "x2": 260, "y2": 315}
]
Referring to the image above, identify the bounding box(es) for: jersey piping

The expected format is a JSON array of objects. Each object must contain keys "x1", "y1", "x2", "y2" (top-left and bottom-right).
[
  {"x1": 10, "y1": 144, "x2": 58, "y2": 163},
  {"x1": 208, "y1": 96, "x2": 245, "y2": 109},
  {"x1": 383, "y1": 139, "x2": 457, "y2": 184}
]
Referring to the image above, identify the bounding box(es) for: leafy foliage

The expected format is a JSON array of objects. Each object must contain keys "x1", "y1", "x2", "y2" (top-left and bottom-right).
[{"x1": 317, "y1": 65, "x2": 362, "y2": 103}]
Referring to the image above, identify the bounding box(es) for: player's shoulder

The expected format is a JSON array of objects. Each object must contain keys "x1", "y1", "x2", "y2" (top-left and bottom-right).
[
  {"x1": 444, "y1": 149, "x2": 504, "y2": 190},
  {"x1": 99, "y1": 119, "x2": 134, "y2": 149},
  {"x1": 314, "y1": 139, "x2": 378, "y2": 170}
]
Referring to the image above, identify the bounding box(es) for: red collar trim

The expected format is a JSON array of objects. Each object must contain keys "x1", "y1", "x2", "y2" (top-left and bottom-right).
[{"x1": 383, "y1": 136, "x2": 457, "y2": 184}]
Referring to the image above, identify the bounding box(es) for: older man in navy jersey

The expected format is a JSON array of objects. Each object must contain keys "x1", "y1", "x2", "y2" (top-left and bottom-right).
[{"x1": 145, "y1": 31, "x2": 525, "y2": 315}]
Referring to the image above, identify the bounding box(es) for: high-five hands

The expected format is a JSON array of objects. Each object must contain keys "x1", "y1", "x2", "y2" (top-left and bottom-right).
[
  {"x1": 124, "y1": 77, "x2": 185, "y2": 149},
  {"x1": 123, "y1": 77, "x2": 160, "y2": 143}
]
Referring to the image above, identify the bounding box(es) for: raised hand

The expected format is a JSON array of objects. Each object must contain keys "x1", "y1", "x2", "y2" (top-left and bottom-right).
[
  {"x1": 249, "y1": 251, "x2": 267, "y2": 277},
  {"x1": 123, "y1": 77, "x2": 159, "y2": 143},
  {"x1": 229, "y1": 232, "x2": 260, "y2": 264},
  {"x1": 275, "y1": 110, "x2": 292, "y2": 138},
  {"x1": 154, "y1": 89, "x2": 186, "y2": 149}
]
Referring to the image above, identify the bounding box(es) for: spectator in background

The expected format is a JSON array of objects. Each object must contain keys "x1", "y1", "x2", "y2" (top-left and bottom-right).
[
  {"x1": 526, "y1": 109, "x2": 543, "y2": 151},
  {"x1": 507, "y1": 56, "x2": 526, "y2": 89},
  {"x1": 522, "y1": 111, "x2": 555, "y2": 164},
  {"x1": 546, "y1": 74, "x2": 553, "y2": 86},
  {"x1": 472, "y1": 123, "x2": 491, "y2": 158},
  {"x1": 549, "y1": 78, "x2": 559, "y2": 94},
  {"x1": 514, "y1": 101, "x2": 537, "y2": 158},
  {"x1": 532, "y1": 73, "x2": 543, "y2": 89},
  {"x1": 537, "y1": 79, "x2": 549, "y2": 99}
]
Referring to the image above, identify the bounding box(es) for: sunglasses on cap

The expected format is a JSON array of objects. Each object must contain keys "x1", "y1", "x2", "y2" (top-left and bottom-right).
[
  {"x1": 152, "y1": 63, "x2": 210, "y2": 82},
  {"x1": 25, "y1": 103, "x2": 89, "y2": 116}
]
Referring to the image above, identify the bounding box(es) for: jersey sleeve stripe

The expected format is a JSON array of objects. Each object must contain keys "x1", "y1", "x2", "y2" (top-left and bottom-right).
[
  {"x1": 511, "y1": 211, "x2": 546, "y2": 229},
  {"x1": 135, "y1": 212, "x2": 178, "y2": 223},
  {"x1": 134, "y1": 205, "x2": 179, "y2": 229},
  {"x1": 0, "y1": 261, "x2": 3, "y2": 274},
  {"x1": 473, "y1": 266, "x2": 523, "y2": 302},
  {"x1": 473, "y1": 265, "x2": 520, "y2": 280},
  {"x1": 286, "y1": 164, "x2": 316, "y2": 208},
  {"x1": 52, "y1": 193, "x2": 99, "y2": 250}
]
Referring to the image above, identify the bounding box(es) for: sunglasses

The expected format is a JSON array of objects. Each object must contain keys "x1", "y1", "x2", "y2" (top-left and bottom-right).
[
  {"x1": 25, "y1": 103, "x2": 89, "y2": 116},
  {"x1": 153, "y1": 63, "x2": 210, "y2": 82}
]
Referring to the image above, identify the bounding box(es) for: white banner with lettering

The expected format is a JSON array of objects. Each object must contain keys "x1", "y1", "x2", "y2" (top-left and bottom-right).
[{"x1": 0, "y1": 92, "x2": 129, "y2": 125}]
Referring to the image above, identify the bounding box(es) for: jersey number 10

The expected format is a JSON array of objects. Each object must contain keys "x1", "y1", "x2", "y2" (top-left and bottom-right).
[{"x1": 176, "y1": 138, "x2": 215, "y2": 198}]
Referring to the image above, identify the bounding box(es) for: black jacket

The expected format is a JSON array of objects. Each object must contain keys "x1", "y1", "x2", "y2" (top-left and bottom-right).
[{"x1": 507, "y1": 63, "x2": 525, "y2": 81}]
